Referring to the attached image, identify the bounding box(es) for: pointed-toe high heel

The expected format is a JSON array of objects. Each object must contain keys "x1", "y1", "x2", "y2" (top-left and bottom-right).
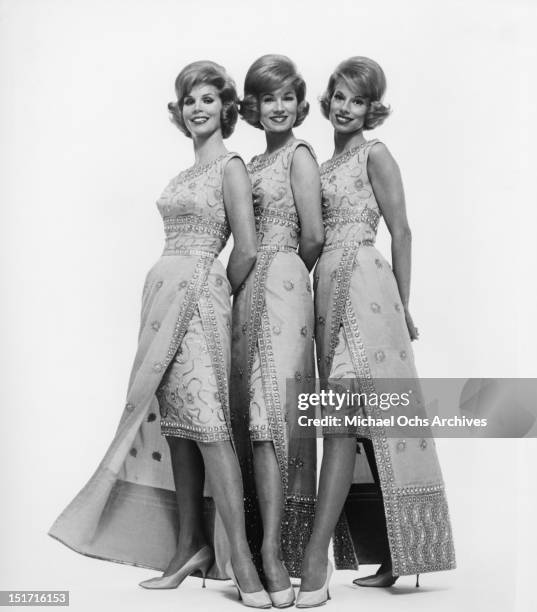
[
  {"x1": 225, "y1": 561, "x2": 272, "y2": 609},
  {"x1": 352, "y1": 562, "x2": 398, "y2": 588},
  {"x1": 269, "y1": 584, "x2": 295, "y2": 608},
  {"x1": 139, "y1": 545, "x2": 213, "y2": 589},
  {"x1": 296, "y1": 561, "x2": 333, "y2": 608}
]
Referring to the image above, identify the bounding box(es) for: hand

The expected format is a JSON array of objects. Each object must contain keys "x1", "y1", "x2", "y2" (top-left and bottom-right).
[{"x1": 404, "y1": 309, "x2": 419, "y2": 341}]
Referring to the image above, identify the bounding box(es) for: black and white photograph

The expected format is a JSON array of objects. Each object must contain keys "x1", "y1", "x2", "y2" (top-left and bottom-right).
[{"x1": 1, "y1": 1, "x2": 536, "y2": 611}]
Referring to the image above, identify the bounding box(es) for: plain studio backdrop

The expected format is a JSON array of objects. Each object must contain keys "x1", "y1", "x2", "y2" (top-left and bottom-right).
[{"x1": 1, "y1": 0, "x2": 536, "y2": 611}]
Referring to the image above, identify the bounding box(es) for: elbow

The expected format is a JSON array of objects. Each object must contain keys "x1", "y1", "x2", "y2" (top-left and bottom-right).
[
  {"x1": 302, "y1": 230, "x2": 325, "y2": 252},
  {"x1": 235, "y1": 243, "x2": 257, "y2": 266},
  {"x1": 391, "y1": 225, "x2": 412, "y2": 244}
]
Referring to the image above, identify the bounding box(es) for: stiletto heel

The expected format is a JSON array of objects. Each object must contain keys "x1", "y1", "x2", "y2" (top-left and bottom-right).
[
  {"x1": 225, "y1": 561, "x2": 272, "y2": 609},
  {"x1": 139, "y1": 545, "x2": 213, "y2": 589},
  {"x1": 415, "y1": 573, "x2": 420, "y2": 588},
  {"x1": 296, "y1": 560, "x2": 333, "y2": 608},
  {"x1": 352, "y1": 560, "x2": 398, "y2": 588}
]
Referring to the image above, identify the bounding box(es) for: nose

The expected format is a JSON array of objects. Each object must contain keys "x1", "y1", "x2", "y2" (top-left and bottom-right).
[
  {"x1": 275, "y1": 98, "x2": 284, "y2": 112},
  {"x1": 194, "y1": 98, "x2": 203, "y2": 112},
  {"x1": 340, "y1": 99, "x2": 351, "y2": 113}
]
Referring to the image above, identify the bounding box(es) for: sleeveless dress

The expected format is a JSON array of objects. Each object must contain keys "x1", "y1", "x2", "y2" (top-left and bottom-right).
[
  {"x1": 315, "y1": 140, "x2": 456, "y2": 577},
  {"x1": 48, "y1": 153, "x2": 241, "y2": 578},
  {"x1": 230, "y1": 140, "x2": 317, "y2": 577}
]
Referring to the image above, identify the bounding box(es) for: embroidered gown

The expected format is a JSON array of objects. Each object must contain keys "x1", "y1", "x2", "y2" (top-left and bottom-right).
[
  {"x1": 230, "y1": 140, "x2": 317, "y2": 578},
  {"x1": 49, "y1": 153, "x2": 243, "y2": 577},
  {"x1": 315, "y1": 140, "x2": 456, "y2": 576}
]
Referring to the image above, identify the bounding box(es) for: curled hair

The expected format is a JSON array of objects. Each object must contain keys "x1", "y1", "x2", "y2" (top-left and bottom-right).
[
  {"x1": 239, "y1": 54, "x2": 309, "y2": 130},
  {"x1": 167, "y1": 60, "x2": 239, "y2": 139},
  {"x1": 320, "y1": 56, "x2": 391, "y2": 130}
]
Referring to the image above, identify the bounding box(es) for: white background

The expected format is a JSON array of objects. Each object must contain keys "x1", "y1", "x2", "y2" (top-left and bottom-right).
[{"x1": 1, "y1": 0, "x2": 536, "y2": 610}]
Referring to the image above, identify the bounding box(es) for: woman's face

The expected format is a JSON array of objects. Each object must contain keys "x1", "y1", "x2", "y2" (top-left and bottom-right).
[
  {"x1": 181, "y1": 84, "x2": 222, "y2": 139},
  {"x1": 258, "y1": 85, "x2": 298, "y2": 133},
  {"x1": 329, "y1": 79, "x2": 368, "y2": 135}
]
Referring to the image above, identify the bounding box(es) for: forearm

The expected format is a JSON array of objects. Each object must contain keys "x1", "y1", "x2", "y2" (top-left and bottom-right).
[
  {"x1": 390, "y1": 229, "x2": 412, "y2": 308},
  {"x1": 298, "y1": 235, "x2": 324, "y2": 272},
  {"x1": 227, "y1": 247, "x2": 257, "y2": 294}
]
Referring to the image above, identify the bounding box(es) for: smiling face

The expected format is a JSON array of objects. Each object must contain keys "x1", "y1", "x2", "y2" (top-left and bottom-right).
[
  {"x1": 181, "y1": 84, "x2": 223, "y2": 139},
  {"x1": 258, "y1": 85, "x2": 298, "y2": 133},
  {"x1": 329, "y1": 78, "x2": 369, "y2": 135}
]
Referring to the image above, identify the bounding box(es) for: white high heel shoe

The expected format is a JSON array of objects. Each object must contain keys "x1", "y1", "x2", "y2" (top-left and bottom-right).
[
  {"x1": 296, "y1": 561, "x2": 333, "y2": 608},
  {"x1": 225, "y1": 561, "x2": 272, "y2": 609},
  {"x1": 139, "y1": 545, "x2": 213, "y2": 589},
  {"x1": 269, "y1": 584, "x2": 295, "y2": 608}
]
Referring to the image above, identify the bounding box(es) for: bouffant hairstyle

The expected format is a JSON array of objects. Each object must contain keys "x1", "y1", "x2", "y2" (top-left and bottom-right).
[
  {"x1": 168, "y1": 60, "x2": 239, "y2": 139},
  {"x1": 240, "y1": 54, "x2": 309, "y2": 130},
  {"x1": 320, "y1": 56, "x2": 391, "y2": 130}
]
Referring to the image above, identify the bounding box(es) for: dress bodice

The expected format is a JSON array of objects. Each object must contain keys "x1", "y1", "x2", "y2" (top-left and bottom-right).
[
  {"x1": 156, "y1": 153, "x2": 234, "y2": 256},
  {"x1": 247, "y1": 140, "x2": 315, "y2": 251},
  {"x1": 319, "y1": 140, "x2": 381, "y2": 250}
]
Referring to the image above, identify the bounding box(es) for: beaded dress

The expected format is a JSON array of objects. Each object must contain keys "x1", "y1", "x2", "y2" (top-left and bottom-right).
[
  {"x1": 49, "y1": 153, "x2": 242, "y2": 577},
  {"x1": 315, "y1": 140, "x2": 456, "y2": 576},
  {"x1": 230, "y1": 140, "x2": 317, "y2": 577}
]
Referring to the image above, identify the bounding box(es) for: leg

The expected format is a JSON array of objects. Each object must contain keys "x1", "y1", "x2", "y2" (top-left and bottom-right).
[
  {"x1": 300, "y1": 436, "x2": 357, "y2": 590},
  {"x1": 198, "y1": 440, "x2": 264, "y2": 593},
  {"x1": 253, "y1": 441, "x2": 291, "y2": 591},
  {"x1": 163, "y1": 437, "x2": 209, "y2": 575}
]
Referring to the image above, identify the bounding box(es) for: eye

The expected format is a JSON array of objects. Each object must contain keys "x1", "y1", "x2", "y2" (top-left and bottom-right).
[
  {"x1": 261, "y1": 95, "x2": 274, "y2": 103},
  {"x1": 333, "y1": 92, "x2": 344, "y2": 101},
  {"x1": 352, "y1": 97, "x2": 365, "y2": 106},
  {"x1": 202, "y1": 96, "x2": 215, "y2": 104},
  {"x1": 183, "y1": 97, "x2": 194, "y2": 106},
  {"x1": 284, "y1": 94, "x2": 296, "y2": 101}
]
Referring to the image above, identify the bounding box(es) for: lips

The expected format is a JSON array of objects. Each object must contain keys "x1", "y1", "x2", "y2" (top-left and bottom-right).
[
  {"x1": 191, "y1": 116, "x2": 209, "y2": 125},
  {"x1": 270, "y1": 116, "x2": 288, "y2": 123},
  {"x1": 335, "y1": 114, "x2": 352, "y2": 124}
]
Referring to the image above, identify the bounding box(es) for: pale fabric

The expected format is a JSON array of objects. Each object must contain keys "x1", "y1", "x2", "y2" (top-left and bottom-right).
[
  {"x1": 230, "y1": 140, "x2": 317, "y2": 577},
  {"x1": 48, "y1": 153, "x2": 241, "y2": 577},
  {"x1": 315, "y1": 140, "x2": 456, "y2": 576}
]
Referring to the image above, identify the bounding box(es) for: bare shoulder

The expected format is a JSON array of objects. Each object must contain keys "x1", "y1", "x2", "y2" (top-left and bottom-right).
[
  {"x1": 367, "y1": 141, "x2": 400, "y2": 177},
  {"x1": 291, "y1": 143, "x2": 318, "y2": 175},
  {"x1": 223, "y1": 155, "x2": 250, "y2": 187}
]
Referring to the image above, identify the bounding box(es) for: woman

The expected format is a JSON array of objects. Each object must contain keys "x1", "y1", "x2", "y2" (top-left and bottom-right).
[
  {"x1": 231, "y1": 54, "x2": 324, "y2": 608},
  {"x1": 297, "y1": 57, "x2": 456, "y2": 607},
  {"x1": 49, "y1": 60, "x2": 271, "y2": 607}
]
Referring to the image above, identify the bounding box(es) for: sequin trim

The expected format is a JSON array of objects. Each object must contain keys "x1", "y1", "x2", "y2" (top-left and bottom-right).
[
  {"x1": 258, "y1": 244, "x2": 297, "y2": 253},
  {"x1": 319, "y1": 140, "x2": 376, "y2": 176},
  {"x1": 323, "y1": 208, "x2": 380, "y2": 232},
  {"x1": 281, "y1": 495, "x2": 316, "y2": 577},
  {"x1": 161, "y1": 420, "x2": 231, "y2": 442},
  {"x1": 247, "y1": 141, "x2": 296, "y2": 173},
  {"x1": 174, "y1": 153, "x2": 229, "y2": 183},
  {"x1": 163, "y1": 215, "x2": 231, "y2": 241},
  {"x1": 322, "y1": 239, "x2": 375, "y2": 253},
  {"x1": 163, "y1": 254, "x2": 215, "y2": 368},
  {"x1": 198, "y1": 285, "x2": 234, "y2": 447}
]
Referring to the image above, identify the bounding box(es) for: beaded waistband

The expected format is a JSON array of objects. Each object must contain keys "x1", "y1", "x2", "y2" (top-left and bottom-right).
[
  {"x1": 322, "y1": 239, "x2": 375, "y2": 253},
  {"x1": 257, "y1": 244, "x2": 298, "y2": 253},
  {"x1": 162, "y1": 248, "x2": 218, "y2": 257}
]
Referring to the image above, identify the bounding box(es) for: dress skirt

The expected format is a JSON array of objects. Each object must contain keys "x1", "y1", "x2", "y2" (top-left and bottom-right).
[
  {"x1": 230, "y1": 248, "x2": 317, "y2": 577},
  {"x1": 315, "y1": 243, "x2": 457, "y2": 576},
  {"x1": 49, "y1": 251, "x2": 234, "y2": 576}
]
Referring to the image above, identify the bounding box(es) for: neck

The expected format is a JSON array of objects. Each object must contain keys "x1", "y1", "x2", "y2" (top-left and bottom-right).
[
  {"x1": 333, "y1": 129, "x2": 366, "y2": 157},
  {"x1": 265, "y1": 129, "x2": 295, "y2": 155},
  {"x1": 192, "y1": 131, "x2": 227, "y2": 165}
]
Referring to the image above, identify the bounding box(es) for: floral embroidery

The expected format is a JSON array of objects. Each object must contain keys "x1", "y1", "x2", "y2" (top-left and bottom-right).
[
  {"x1": 374, "y1": 350, "x2": 385, "y2": 363},
  {"x1": 370, "y1": 302, "x2": 381, "y2": 313}
]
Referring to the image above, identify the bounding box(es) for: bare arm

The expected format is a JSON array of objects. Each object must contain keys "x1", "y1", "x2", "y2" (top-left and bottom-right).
[
  {"x1": 223, "y1": 157, "x2": 257, "y2": 293},
  {"x1": 290, "y1": 145, "x2": 324, "y2": 271},
  {"x1": 368, "y1": 143, "x2": 418, "y2": 340}
]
